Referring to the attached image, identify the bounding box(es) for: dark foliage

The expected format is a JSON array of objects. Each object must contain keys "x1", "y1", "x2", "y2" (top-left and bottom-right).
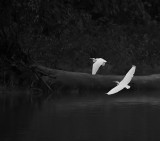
[{"x1": 1, "y1": 0, "x2": 160, "y2": 88}]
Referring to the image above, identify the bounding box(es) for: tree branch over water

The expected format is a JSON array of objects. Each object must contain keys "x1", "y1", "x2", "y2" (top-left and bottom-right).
[{"x1": 32, "y1": 64, "x2": 160, "y2": 93}]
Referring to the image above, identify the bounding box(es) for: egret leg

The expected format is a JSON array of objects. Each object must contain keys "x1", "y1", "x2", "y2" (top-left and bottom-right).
[
  {"x1": 125, "y1": 85, "x2": 130, "y2": 89},
  {"x1": 102, "y1": 62, "x2": 106, "y2": 66}
]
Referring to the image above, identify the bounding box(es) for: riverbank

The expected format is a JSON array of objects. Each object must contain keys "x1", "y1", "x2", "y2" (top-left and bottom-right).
[{"x1": 32, "y1": 65, "x2": 160, "y2": 93}]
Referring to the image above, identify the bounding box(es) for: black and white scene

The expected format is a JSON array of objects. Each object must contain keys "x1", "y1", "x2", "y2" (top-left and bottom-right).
[{"x1": 0, "y1": 0, "x2": 160, "y2": 141}]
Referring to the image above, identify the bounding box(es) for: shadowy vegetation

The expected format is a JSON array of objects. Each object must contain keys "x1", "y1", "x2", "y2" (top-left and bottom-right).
[{"x1": 1, "y1": 0, "x2": 160, "y2": 89}]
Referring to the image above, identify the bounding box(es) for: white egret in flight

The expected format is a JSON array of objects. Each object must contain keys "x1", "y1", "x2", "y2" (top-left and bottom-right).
[
  {"x1": 106, "y1": 65, "x2": 136, "y2": 95},
  {"x1": 90, "y1": 58, "x2": 107, "y2": 75}
]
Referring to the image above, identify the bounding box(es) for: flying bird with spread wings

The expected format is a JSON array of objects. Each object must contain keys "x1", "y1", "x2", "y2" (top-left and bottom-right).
[
  {"x1": 90, "y1": 58, "x2": 107, "y2": 75},
  {"x1": 106, "y1": 65, "x2": 136, "y2": 95}
]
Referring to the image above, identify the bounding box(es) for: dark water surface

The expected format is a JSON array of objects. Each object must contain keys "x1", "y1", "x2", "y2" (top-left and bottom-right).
[{"x1": 0, "y1": 91, "x2": 160, "y2": 141}]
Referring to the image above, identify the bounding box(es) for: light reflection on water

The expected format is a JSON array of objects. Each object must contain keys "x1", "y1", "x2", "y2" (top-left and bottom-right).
[
  {"x1": 0, "y1": 91, "x2": 160, "y2": 141},
  {"x1": 111, "y1": 96, "x2": 160, "y2": 106}
]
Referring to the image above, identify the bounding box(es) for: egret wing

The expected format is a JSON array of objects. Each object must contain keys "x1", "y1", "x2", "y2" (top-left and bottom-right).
[
  {"x1": 92, "y1": 61, "x2": 102, "y2": 75},
  {"x1": 100, "y1": 58, "x2": 107, "y2": 63},
  {"x1": 120, "y1": 65, "x2": 136, "y2": 85},
  {"x1": 106, "y1": 84, "x2": 125, "y2": 95}
]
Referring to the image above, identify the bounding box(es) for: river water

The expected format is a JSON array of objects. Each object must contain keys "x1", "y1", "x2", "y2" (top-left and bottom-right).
[{"x1": 0, "y1": 91, "x2": 160, "y2": 141}]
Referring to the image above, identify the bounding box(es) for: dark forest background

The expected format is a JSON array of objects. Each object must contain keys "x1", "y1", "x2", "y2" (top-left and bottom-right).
[{"x1": 1, "y1": 0, "x2": 160, "y2": 87}]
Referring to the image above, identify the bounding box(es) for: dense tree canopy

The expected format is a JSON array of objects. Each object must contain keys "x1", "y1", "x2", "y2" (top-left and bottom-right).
[{"x1": 1, "y1": 0, "x2": 160, "y2": 87}]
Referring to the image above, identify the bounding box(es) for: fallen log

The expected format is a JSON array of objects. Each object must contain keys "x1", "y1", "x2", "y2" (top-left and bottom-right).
[{"x1": 32, "y1": 65, "x2": 160, "y2": 93}]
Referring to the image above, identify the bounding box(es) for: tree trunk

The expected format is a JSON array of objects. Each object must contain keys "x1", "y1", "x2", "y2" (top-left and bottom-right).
[{"x1": 33, "y1": 65, "x2": 160, "y2": 93}]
